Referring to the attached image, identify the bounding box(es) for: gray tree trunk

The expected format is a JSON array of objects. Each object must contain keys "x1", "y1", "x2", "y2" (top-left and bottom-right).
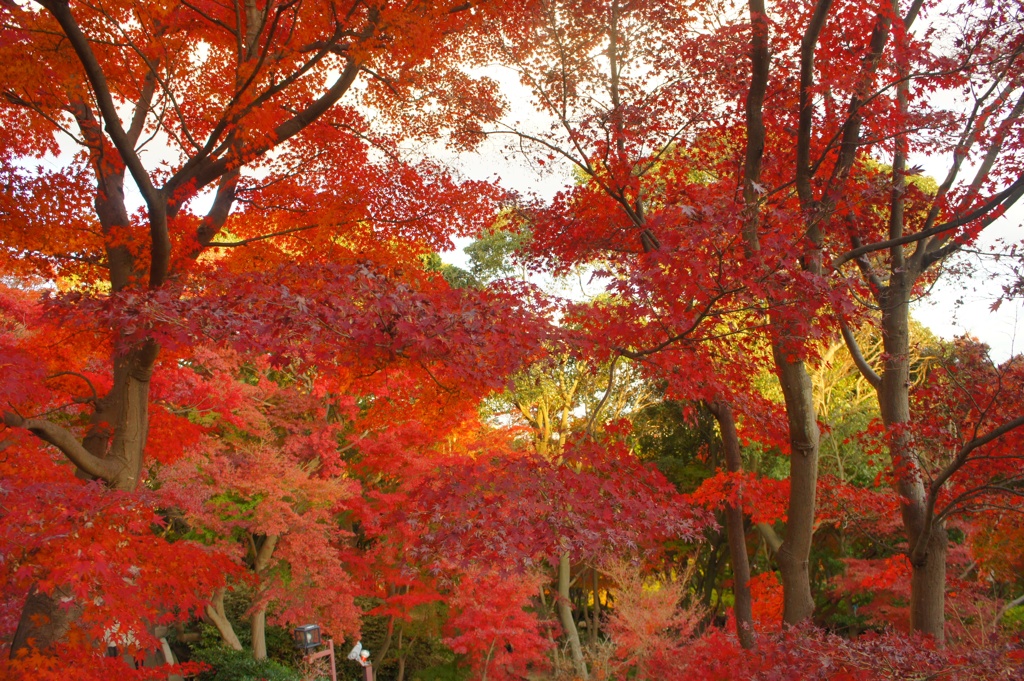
[
  {"x1": 557, "y1": 553, "x2": 588, "y2": 679},
  {"x1": 878, "y1": 274, "x2": 947, "y2": 642}
]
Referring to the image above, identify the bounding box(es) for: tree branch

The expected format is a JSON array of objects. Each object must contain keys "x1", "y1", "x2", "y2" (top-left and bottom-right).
[
  {"x1": 46, "y1": 371, "x2": 100, "y2": 403},
  {"x1": 208, "y1": 222, "x2": 326, "y2": 247},
  {"x1": 914, "y1": 414, "x2": 1024, "y2": 561},
  {"x1": 586, "y1": 356, "x2": 619, "y2": 435},
  {"x1": 2, "y1": 411, "x2": 119, "y2": 481},
  {"x1": 253, "y1": 534, "x2": 279, "y2": 574},
  {"x1": 795, "y1": 0, "x2": 834, "y2": 210},
  {"x1": 189, "y1": 54, "x2": 364, "y2": 193},
  {"x1": 126, "y1": 69, "x2": 157, "y2": 146},
  {"x1": 756, "y1": 522, "x2": 783, "y2": 554},
  {"x1": 839, "y1": 320, "x2": 881, "y2": 389},
  {"x1": 741, "y1": 0, "x2": 771, "y2": 252},
  {"x1": 993, "y1": 593, "x2": 1024, "y2": 628},
  {"x1": 205, "y1": 588, "x2": 243, "y2": 650},
  {"x1": 40, "y1": 1, "x2": 170, "y2": 286},
  {"x1": 833, "y1": 172, "x2": 1024, "y2": 268}
]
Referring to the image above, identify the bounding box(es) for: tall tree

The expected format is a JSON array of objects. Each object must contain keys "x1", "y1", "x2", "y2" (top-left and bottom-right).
[
  {"x1": 479, "y1": 0, "x2": 823, "y2": 626},
  {"x1": 818, "y1": 0, "x2": 1024, "y2": 640},
  {"x1": 0, "y1": 0, "x2": 527, "y2": 662},
  {"x1": 0, "y1": 0, "x2": 501, "y2": 491},
  {"x1": 734, "y1": 0, "x2": 1024, "y2": 632}
]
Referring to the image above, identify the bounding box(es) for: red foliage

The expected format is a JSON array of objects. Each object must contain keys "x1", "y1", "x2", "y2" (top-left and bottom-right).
[
  {"x1": 691, "y1": 471, "x2": 790, "y2": 525},
  {"x1": 749, "y1": 572, "x2": 785, "y2": 630},
  {"x1": 679, "y1": 625, "x2": 1024, "y2": 680},
  {"x1": 442, "y1": 569, "x2": 552, "y2": 681},
  {"x1": 4, "y1": 650, "x2": 209, "y2": 681},
  {"x1": 0, "y1": 444, "x2": 237, "y2": 674},
  {"x1": 406, "y1": 437, "x2": 712, "y2": 570}
]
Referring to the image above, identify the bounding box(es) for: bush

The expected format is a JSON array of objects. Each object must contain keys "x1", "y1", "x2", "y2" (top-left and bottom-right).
[
  {"x1": 190, "y1": 646, "x2": 301, "y2": 681},
  {"x1": 1002, "y1": 605, "x2": 1024, "y2": 634}
]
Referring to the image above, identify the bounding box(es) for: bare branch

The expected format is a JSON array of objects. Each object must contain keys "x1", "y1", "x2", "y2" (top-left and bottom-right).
[
  {"x1": 839, "y1": 320, "x2": 881, "y2": 389},
  {"x1": 46, "y1": 372, "x2": 100, "y2": 404}
]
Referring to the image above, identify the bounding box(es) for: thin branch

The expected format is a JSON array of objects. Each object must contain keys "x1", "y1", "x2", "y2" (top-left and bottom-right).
[
  {"x1": 993, "y1": 593, "x2": 1024, "y2": 628},
  {"x1": 187, "y1": 48, "x2": 366, "y2": 192},
  {"x1": 586, "y1": 356, "x2": 619, "y2": 435},
  {"x1": 915, "y1": 414, "x2": 1024, "y2": 559},
  {"x1": 40, "y1": 0, "x2": 170, "y2": 285},
  {"x1": 839, "y1": 320, "x2": 881, "y2": 389},
  {"x1": 612, "y1": 288, "x2": 743, "y2": 359},
  {"x1": 209, "y1": 222, "x2": 337, "y2": 247},
  {"x1": 833, "y1": 173, "x2": 1024, "y2": 268},
  {"x1": 46, "y1": 372, "x2": 100, "y2": 403}
]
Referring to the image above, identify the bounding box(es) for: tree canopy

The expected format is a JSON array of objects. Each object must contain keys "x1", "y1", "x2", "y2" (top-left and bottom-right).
[{"x1": 1, "y1": 0, "x2": 1023, "y2": 679}]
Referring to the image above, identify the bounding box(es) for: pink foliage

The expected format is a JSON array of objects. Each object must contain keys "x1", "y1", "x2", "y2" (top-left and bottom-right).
[{"x1": 600, "y1": 561, "x2": 702, "y2": 680}]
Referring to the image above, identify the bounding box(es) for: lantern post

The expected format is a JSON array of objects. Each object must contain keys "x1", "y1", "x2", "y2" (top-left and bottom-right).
[{"x1": 293, "y1": 624, "x2": 337, "y2": 681}]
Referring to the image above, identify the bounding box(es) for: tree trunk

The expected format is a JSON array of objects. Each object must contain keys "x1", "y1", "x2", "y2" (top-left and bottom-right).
[
  {"x1": 709, "y1": 401, "x2": 756, "y2": 648},
  {"x1": 251, "y1": 533, "x2": 279, "y2": 660},
  {"x1": 909, "y1": 523, "x2": 948, "y2": 639},
  {"x1": 103, "y1": 343, "x2": 158, "y2": 491},
  {"x1": 251, "y1": 604, "x2": 268, "y2": 660},
  {"x1": 557, "y1": 553, "x2": 588, "y2": 680},
  {"x1": 205, "y1": 588, "x2": 243, "y2": 651},
  {"x1": 396, "y1": 639, "x2": 407, "y2": 681},
  {"x1": 771, "y1": 349, "x2": 820, "y2": 625},
  {"x1": 7, "y1": 343, "x2": 159, "y2": 658},
  {"x1": 878, "y1": 274, "x2": 946, "y2": 642},
  {"x1": 9, "y1": 585, "x2": 82, "y2": 659}
]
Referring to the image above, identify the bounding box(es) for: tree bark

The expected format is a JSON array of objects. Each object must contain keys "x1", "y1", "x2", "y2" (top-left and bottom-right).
[
  {"x1": 909, "y1": 524, "x2": 947, "y2": 639},
  {"x1": 205, "y1": 588, "x2": 243, "y2": 651},
  {"x1": 739, "y1": 0, "x2": 821, "y2": 626},
  {"x1": 6, "y1": 342, "x2": 158, "y2": 656},
  {"x1": 772, "y1": 350, "x2": 820, "y2": 625},
  {"x1": 877, "y1": 273, "x2": 947, "y2": 642},
  {"x1": 103, "y1": 342, "x2": 159, "y2": 491},
  {"x1": 251, "y1": 605, "x2": 268, "y2": 660},
  {"x1": 251, "y1": 533, "x2": 279, "y2": 660},
  {"x1": 9, "y1": 585, "x2": 82, "y2": 659},
  {"x1": 709, "y1": 401, "x2": 756, "y2": 648},
  {"x1": 557, "y1": 553, "x2": 588, "y2": 680}
]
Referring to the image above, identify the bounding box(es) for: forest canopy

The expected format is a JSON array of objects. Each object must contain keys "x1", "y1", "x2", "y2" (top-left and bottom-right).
[{"x1": 1, "y1": 0, "x2": 1023, "y2": 679}]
